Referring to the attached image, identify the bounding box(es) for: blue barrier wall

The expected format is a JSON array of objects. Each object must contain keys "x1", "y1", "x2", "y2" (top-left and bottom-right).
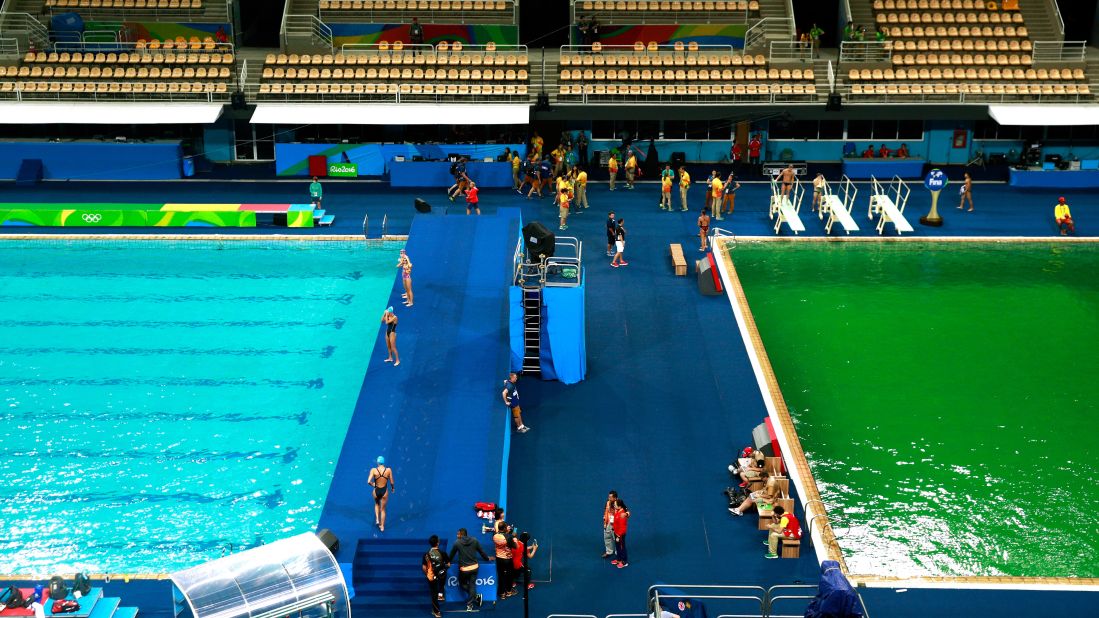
[
  {"x1": 275, "y1": 143, "x2": 524, "y2": 176},
  {"x1": 0, "y1": 141, "x2": 183, "y2": 180},
  {"x1": 201, "y1": 115, "x2": 234, "y2": 163}
]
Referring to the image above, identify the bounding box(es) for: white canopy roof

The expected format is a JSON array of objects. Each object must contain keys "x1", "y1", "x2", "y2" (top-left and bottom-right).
[
  {"x1": 251, "y1": 102, "x2": 530, "y2": 125},
  {"x1": 989, "y1": 104, "x2": 1099, "y2": 126},
  {"x1": 0, "y1": 102, "x2": 224, "y2": 124}
]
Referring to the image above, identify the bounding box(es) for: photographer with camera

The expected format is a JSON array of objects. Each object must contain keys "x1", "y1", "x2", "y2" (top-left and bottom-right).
[{"x1": 509, "y1": 531, "x2": 539, "y2": 592}]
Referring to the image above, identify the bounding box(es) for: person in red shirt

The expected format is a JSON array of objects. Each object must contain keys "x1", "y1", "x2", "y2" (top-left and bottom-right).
[
  {"x1": 465, "y1": 180, "x2": 480, "y2": 215},
  {"x1": 611, "y1": 499, "x2": 630, "y2": 568},
  {"x1": 747, "y1": 135, "x2": 762, "y2": 172},
  {"x1": 896, "y1": 143, "x2": 910, "y2": 158},
  {"x1": 510, "y1": 531, "x2": 538, "y2": 592},
  {"x1": 862, "y1": 145, "x2": 875, "y2": 158},
  {"x1": 878, "y1": 143, "x2": 891, "y2": 158},
  {"x1": 730, "y1": 142, "x2": 743, "y2": 172}
]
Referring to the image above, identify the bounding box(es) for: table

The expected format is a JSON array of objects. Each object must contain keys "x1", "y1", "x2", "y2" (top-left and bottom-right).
[
  {"x1": 389, "y1": 161, "x2": 513, "y2": 188},
  {"x1": 843, "y1": 158, "x2": 925, "y2": 180}
]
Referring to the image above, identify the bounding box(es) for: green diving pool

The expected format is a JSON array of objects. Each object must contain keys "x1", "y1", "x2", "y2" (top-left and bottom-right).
[{"x1": 730, "y1": 240, "x2": 1099, "y2": 579}]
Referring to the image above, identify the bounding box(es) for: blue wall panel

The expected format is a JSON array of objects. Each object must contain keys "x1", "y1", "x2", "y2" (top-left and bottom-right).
[{"x1": 0, "y1": 141, "x2": 183, "y2": 180}]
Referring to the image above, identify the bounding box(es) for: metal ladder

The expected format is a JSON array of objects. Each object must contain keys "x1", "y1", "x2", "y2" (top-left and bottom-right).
[{"x1": 521, "y1": 287, "x2": 542, "y2": 376}]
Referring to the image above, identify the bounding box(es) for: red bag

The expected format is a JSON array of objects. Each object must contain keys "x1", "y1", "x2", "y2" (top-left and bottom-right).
[
  {"x1": 52, "y1": 600, "x2": 80, "y2": 613},
  {"x1": 473, "y1": 502, "x2": 497, "y2": 520}
]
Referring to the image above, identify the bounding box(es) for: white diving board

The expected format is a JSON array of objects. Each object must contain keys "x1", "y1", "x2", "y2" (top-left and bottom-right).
[
  {"x1": 769, "y1": 174, "x2": 806, "y2": 235},
  {"x1": 819, "y1": 175, "x2": 860, "y2": 235},
  {"x1": 868, "y1": 175, "x2": 914, "y2": 235}
]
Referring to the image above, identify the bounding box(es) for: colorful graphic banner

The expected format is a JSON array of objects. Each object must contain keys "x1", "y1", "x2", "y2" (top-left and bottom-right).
[
  {"x1": 83, "y1": 21, "x2": 233, "y2": 43},
  {"x1": 581, "y1": 24, "x2": 748, "y2": 48},
  {"x1": 329, "y1": 23, "x2": 517, "y2": 48},
  {"x1": 0, "y1": 209, "x2": 256, "y2": 228},
  {"x1": 276, "y1": 143, "x2": 523, "y2": 177}
]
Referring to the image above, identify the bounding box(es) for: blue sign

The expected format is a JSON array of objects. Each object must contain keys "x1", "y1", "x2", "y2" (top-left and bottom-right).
[
  {"x1": 924, "y1": 169, "x2": 949, "y2": 192},
  {"x1": 444, "y1": 562, "x2": 498, "y2": 603}
]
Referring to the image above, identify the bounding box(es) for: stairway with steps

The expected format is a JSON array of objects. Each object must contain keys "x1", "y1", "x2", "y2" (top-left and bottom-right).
[
  {"x1": 528, "y1": 47, "x2": 555, "y2": 104},
  {"x1": 236, "y1": 46, "x2": 273, "y2": 100},
  {"x1": 746, "y1": 0, "x2": 794, "y2": 51},
  {"x1": 1017, "y1": 0, "x2": 1061, "y2": 44},
  {"x1": 811, "y1": 57, "x2": 834, "y2": 99},
  {"x1": 846, "y1": 0, "x2": 875, "y2": 35},
  {"x1": 352, "y1": 537, "x2": 447, "y2": 614}
]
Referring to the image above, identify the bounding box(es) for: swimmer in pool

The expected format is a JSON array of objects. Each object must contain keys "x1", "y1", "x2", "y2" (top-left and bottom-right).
[
  {"x1": 382, "y1": 307, "x2": 399, "y2": 366},
  {"x1": 367, "y1": 456, "x2": 395, "y2": 532}
]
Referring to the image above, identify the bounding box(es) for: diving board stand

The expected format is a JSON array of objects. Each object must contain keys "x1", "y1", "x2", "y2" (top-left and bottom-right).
[
  {"x1": 819, "y1": 175, "x2": 860, "y2": 235},
  {"x1": 868, "y1": 175, "x2": 913, "y2": 235},
  {"x1": 768, "y1": 174, "x2": 806, "y2": 235}
]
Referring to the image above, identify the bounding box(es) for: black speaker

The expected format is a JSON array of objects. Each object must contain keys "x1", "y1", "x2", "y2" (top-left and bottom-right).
[
  {"x1": 670, "y1": 151, "x2": 686, "y2": 169},
  {"x1": 414, "y1": 198, "x2": 432, "y2": 213},
  {"x1": 826, "y1": 93, "x2": 843, "y2": 111},
  {"x1": 316, "y1": 529, "x2": 340, "y2": 555},
  {"x1": 231, "y1": 92, "x2": 247, "y2": 109},
  {"x1": 522, "y1": 221, "x2": 555, "y2": 262}
]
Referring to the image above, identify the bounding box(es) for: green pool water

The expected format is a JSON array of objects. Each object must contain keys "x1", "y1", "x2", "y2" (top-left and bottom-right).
[{"x1": 731, "y1": 241, "x2": 1099, "y2": 579}]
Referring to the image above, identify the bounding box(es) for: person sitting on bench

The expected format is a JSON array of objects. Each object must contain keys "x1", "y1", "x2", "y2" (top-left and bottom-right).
[
  {"x1": 1055, "y1": 197, "x2": 1075, "y2": 235},
  {"x1": 764, "y1": 505, "x2": 801, "y2": 559},
  {"x1": 735, "y1": 450, "x2": 767, "y2": 487},
  {"x1": 730, "y1": 476, "x2": 780, "y2": 516}
]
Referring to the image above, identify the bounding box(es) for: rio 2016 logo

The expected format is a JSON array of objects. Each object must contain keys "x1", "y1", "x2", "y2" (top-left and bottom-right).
[
  {"x1": 447, "y1": 575, "x2": 495, "y2": 587},
  {"x1": 81, "y1": 213, "x2": 103, "y2": 223}
]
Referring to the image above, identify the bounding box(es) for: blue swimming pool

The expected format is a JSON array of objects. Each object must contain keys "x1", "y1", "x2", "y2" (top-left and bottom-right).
[{"x1": 0, "y1": 238, "x2": 401, "y2": 574}]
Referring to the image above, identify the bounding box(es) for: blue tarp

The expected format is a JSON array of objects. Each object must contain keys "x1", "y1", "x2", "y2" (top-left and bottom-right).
[
  {"x1": 804, "y1": 561, "x2": 863, "y2": 618},
  {"x1": 508, "y1": 286, "x2": 524, "y2": 373},
  {"x1": 50, "y1": 12, "x2": 84, "y2": 33}
]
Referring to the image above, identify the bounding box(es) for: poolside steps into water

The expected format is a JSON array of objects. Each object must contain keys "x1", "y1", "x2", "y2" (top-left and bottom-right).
[{"x1": 352, "y1": 538, "x2": 446, "y2": 612}]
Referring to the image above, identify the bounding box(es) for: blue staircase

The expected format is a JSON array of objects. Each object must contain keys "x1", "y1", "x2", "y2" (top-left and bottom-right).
[{"x1": 351, "y1": 538, "x2": 445, "y2": 615}]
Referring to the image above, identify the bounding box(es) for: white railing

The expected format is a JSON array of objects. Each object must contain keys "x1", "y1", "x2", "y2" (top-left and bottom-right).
[
  {"x1": 283, "y1": 14, "x2": 333, "y2": 52},
  {"x1": 768, "y1": 40, "x2": 812, "y2": 62},
  {"x1": 544, "y1": 236, "x2": 582, "y2": 287},
  {"x1": 237, "y1": 57, "x2": 247, "y2": 91},
  {"x1": 47, "y1": 39, "x2": 233, "y2": 53},
  {"x1": 340, "y1": 42, "x2": 434, "y2": 55},
  {"x1": 560, "y1": 43, "x2": 736, "y2": 55},
  {"x1": 323, "y1": 0, "x2": 516, "y2": 23},
  {"x1": 0, "y1": 36, "x2": 18, "y2": 56},
  {"x1": 1032, "y1": 40, "x2": 1087, "y2": 63},
  {"x1": 839, "y1": 40, "x2": 891, "y2": 63},
  {"x1": 4, "y1": 82, "x2": 226, "y2": 102},
  {"x1": 571, "y1": 0, "x2": 750, "y2": 24},
  {"x1": 826, "y1": 59, "x2": 835, "y2": 93},
  {"x1": 650, "y1": 585, "x2": 768, "y2": 618},
  {"x1": 1047, "y1": 0, "x2": 1064, "y2": 37},
  {"x1": 0, "y1": 12, "x2": 49, "y2": 49},
  {"x1": 83, "y1": 30, "x2": 120, "y2": 44},
  {"x1": 744, "y1": 18, "x2": 793, "y2": 50}
]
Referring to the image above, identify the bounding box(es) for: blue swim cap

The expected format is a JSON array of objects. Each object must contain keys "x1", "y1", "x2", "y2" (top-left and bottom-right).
[
  {"x1": 386, "y1": 306, "x2": 394, "y2": 313},
  {"x1": 376, "y1": 456, "x2": 385, "y2": 464}
]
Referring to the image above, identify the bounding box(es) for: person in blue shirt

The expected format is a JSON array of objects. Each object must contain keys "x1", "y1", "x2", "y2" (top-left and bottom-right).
[{"x1": 502, "y1": 372, "x2": 529, "y2": 433}]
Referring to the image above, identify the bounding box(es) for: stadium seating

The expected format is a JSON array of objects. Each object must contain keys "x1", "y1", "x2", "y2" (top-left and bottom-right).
[
  {"x1": 0, "y1": 41, "x2": 234, "y2": 100},
  {"x1": 555, "y1": 43, "x2": 816, "y2": 101},
  {"x1": 574, "y1": 1, "x2": 761, "y2": 23},
  {"x1": 44, "y1": 0, "x2": 204, "y2": 9},
  {"x1": 257, "y1": 42, "x2": 529, "y2": 99},
  {"x1": 319, "y1": 0, "x2": 516, "y2": 22}
]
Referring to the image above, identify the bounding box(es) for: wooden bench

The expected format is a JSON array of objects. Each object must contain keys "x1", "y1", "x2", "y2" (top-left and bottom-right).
[{"x1": 670, "y1": 243, "x2": 687, "y2": 276}]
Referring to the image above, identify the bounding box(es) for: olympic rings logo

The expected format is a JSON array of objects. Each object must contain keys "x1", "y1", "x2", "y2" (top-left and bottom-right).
[{"x1": 82, "y1": 213, "x2": 103, "y2": 223}]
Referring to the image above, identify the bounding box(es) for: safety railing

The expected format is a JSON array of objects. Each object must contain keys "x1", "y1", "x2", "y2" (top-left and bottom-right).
[
  {"x1": 839, "y1": 40, "x2": 891, "y2": 63},
  {"x1": 0, "y1": 12, "x2": 50, "y2": 50},
  {"x1": 826, "y1": 59, "x2": 835, "y2": 93},
  {"x1": 237, "y1": 57, "x2": 247, "y2": 92},
  {"x1": 1, "y1": 82, "x2": 229, "y2": 102},
  {"x1": 283, "y1": 14, "x2": 333, "y2": 53},
  {"x1": 744, "y1": 18, "x2": 793, "y2": 50},
  {"x1": 339, "y1": 42, "x2": 435, "y2": 55},
  {"x1": 768, "y1": 40, "x2": 812, "y2": 62},
  {"x1": 0, "y1": 36, "x2": 18, "y2": 56},
  {"x1": 1047, "y1": 0, "x2": 1064, "y2": 37},
  {"x1": 650, "y1": 585, "x2": 767, "y2": 618},
  {"x1": 44, "y1": 0, "x2": 230, "y2": 22},
  {"x1": 842, "y1": 85, "x2": 1094, "y2": 105},
  {"x1": 361, "y1": 213, "x2": 370, "y2": 239},
  {"x1": 256, "y1": 86, "x2": 530, "y2": 103},
  {"x1": 559, "y1": 43, "x2": 736, "y2": 56},
  {"x1": 544, "y1": 236, "x2": 582, "y2": 287},
  {"x1": 321, "y1": 0, "x2": 516, "y2": 24},
  {"x1": 83, "y1": 29, "x2": 120, "y2": 44},
  {"x1": 46, "y1": 39, "x2": 234, "y2": 53},
  {"x1": 1031, "y1": 40, "x2": 1087, "y2": 63},
  {"x1": 571, "y1": 0, "x2": 752, "y2": 25}
]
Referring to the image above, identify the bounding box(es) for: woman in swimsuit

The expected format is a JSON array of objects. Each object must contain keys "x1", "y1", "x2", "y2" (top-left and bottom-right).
[
  {"x1": 397, "y1": 250, "x2": 413, "y2": 307},
  {"x1": 698, "y1": 207, "x2": 711, "y2": 252},
  {"x1": 367, "y1": 456, "x2": 395, "y2": 532},
  {"x1": 382, "y1": 307, "x2": 400, "y2": 367}
]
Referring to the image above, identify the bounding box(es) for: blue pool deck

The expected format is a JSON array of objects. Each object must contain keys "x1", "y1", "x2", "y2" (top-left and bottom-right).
[{"x1": 1, "y1": 179, "x2": 1097, "y2": 618}]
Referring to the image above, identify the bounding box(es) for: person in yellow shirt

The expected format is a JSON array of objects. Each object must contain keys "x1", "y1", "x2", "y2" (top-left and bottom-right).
[
  {"x1": 575, "y1": 166, "x2": 589, "y2": 209},
  {"x1": 660, "y1": 174, "x2": 673, "y2": 210},
  {"x1": 511, "y1": 153, "x2": 522, "y2": 190},
  {"x1": 625, "y1": 151, "x2": 638, "y2": 190},
  {"x1": 531, "y1": 131, "x2": 543, "y2": 159},
  {"x1": 1054, "y1": 196, "x2": 1074, "y2": 235},
  {"x1": 710, "y1": 174, "x2": 724, "y2": 211},
  {"x1": 608, "y1": 154, "x2": 619, "y2": 191},
  {"x1": 678, "y1": 167, "x2": 691, "y2": 212},
  {"x1": 558, "y1": 189, "x2": 570, "y2": 231}
]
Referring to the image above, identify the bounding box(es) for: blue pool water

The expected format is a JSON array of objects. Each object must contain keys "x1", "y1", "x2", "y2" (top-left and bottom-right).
[{"x1": 0, "y1": 239, "x2": 401, "y2": 574}]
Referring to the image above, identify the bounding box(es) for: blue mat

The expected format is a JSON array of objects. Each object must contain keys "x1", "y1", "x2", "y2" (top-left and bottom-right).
[{"x1": 317, "y1": 209, "x2": 519, "y2": 563}]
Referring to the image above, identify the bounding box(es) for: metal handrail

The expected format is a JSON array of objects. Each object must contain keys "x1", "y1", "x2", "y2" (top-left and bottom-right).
[
  {"x1": 5, "y1": 81, "x2": 223, "y2": 102},
  {"x1": 826, "y1": 60, "x2": 835, "y2": 93},
  {"x1": 0, "y1": 12, "x2": 49, "y2": 49},
  {"x1": 839, "y1": 40, "x2": 891, "y2": 63},
  {"x1": 572, "y1": 0, "x2": 750, "y2": 24},
  {"x1": 48, "y1": 39, "x2": 234, "y2": 52},
  {"x1": 768, "y1": 40, "x2": 812, "y2": 62},
  {"x1": 560, "y1": 43, "x2": 737, "y2": 55},
  {"x1": 237, "y1": 58, "x2": 247, "y2": 92},
  {"x1": 1047, "y1": 0, "x2": 1064, "y2": 37},
  {"x1": 745, "y1": 18, "x2": 793, "y2": 50},
  {"x1": 283, "y1": 14, "x2": 333, "y2": 52},
  {"x1": 361, "y1": 212, "x2": 369, "y2": 239},
  {"x1": 1031, "y1": 40, "x2": 1087, "y2": 63},
  {"x1": 340, "y1": 42, "x2": 435, "y2": 55},
  {"x1": 650, "y1": 585, "x2": 767, "y2": 618},
  {"x1": 0, "y1": 36, "x2": 19, "y2": 56},
  {"x1": 381, "y1": 213, "x2": 388, "y2": 236}
]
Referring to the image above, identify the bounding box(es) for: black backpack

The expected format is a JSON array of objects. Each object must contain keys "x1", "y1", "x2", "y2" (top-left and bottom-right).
[
  {"x1": 1, "y1": 586, "x2": 25, "y2": 609},
  {"x1": 427, "y1": 547, "x2": 448, "y2": 575},
  {"x1": 73, "y1": 573, "x2": 91, "y2": 596},
  {"x1": 49, "y1": 576, "x2": 68, "y2": 601}
]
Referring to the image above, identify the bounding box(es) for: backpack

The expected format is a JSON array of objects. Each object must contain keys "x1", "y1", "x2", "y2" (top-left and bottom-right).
[
  {"x1": 1, "y1": 586, "x2": 24, "y2": 609},
  {"x1": 52, "y1": 600, "x2": 80, "y2": 614},
  {"x1": 427, "y1": 547, "x2": 448, "y2": 575},
  {"x1": 49, "y1": 576, "x2": 68, "y2": 601},
  {"x1": 73, "y1": 573, "x2": 91, "y2": 596}
]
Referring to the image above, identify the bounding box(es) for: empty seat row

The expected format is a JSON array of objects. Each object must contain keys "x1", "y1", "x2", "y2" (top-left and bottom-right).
[
  {"x1": 850, "y1": 66, "x2": 1086, "y2": 81},
  {"x1": 884, "y1": 24, "x2": 1027, "y2": 38},
  {"x1": 259, "y1": 82, "x2": 528, "y2": 96},
  {"x1": 0, "y1": 81, "x2": 227, "y2": 94},
  {"x1": 45, "y1": 0, "x2": 203, "y2": 8},
  {"x1": 892, "y1": 52, "x2": 1031, "y2": 66},
  {"x1": 559, "y1": 83, "x2": 816, "y2": 96},
  {"x1": 875, "y1": 0, "x2": 1018, "y2": 10},
  {"x1": 560, "y1": 67, "x2": 812, "y2": 81},
  {"x1": 0, "y1": 65, "x2": 231, "y2": 78},
  {"x1": 134, "y1": 38, "x2": 224, "y2": 51},
  {"x1": 578, "y1": 1, "x2": 758, "y2": 11},
  {"x1": 890, "y1": 38, "x2": 1031, "y2": 52},
  {"x1": 850, "y1": 83, "x2": 1088, "y2": 96},
  {"x1": 561, "y1": 52, "x2": 767, "y2": 68},
  {"x1": 25, "y1": 51, "x2": 234, "y2": 65},
  {"x1": 262, "y1": 67, "x2": 527, "y2": 80},
  {"x1": 876, "y1": 11, "x2": 1024, "y2": 25},
  {"x1": 265, "y1": 52, "x2": 527, "y2": 67},
  {"x1": 319, "y1": 0, "x2": 510, "y2": 9}
]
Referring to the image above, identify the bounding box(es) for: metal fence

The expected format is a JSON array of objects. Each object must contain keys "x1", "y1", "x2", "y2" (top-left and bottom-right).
[
  {"x1": 839, "y1": 40, "x2": 891, "y2": 63},
  {"x1": 1031, "y1": 40, "x2": 1087, "y2": 63},
  {"x1": 768, "y1": 40, "x2": 813, "y2": 62}
]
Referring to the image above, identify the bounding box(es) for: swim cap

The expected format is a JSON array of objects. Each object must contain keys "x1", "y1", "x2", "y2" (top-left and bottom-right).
[
  {"x1": 377, "y1": 456, "x2": 385, "y2": 465},
  {"x1": 387, "y1": 306, "x2": 394, "y2": 313},
  {"x1": 1059, "y1": 197, "x2": 1066, "y2": 203}
]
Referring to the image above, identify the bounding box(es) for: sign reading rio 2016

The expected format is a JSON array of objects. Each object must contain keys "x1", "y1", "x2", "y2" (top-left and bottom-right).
[
  {"x1": 924, "y1": 169, "x2": 949, "y2": 192},
  {"x1": 443, "y1": 562, "x2": 498, "y2": 603}
]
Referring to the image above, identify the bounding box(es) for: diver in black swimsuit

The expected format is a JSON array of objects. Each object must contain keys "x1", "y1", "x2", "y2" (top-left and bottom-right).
[
  {"x1": 368, "y1": 456, "x2": 395, "y2": 532},
  {"x1": 382, "y1": 307, "x2": 400, "y2": 367}
]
